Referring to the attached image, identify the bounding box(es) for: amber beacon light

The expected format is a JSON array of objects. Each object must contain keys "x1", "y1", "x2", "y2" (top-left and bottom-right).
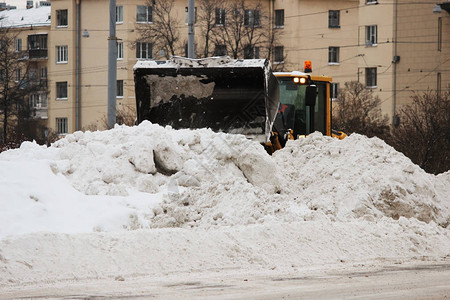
[{"x1": 304, "y1": 60, "x2": 312, "y2": 73}]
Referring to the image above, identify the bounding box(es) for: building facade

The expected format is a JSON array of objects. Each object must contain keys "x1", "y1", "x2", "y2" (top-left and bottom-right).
[
  {"x1": 0, "y1": 5, "x2": 50, "y2": 142},
  {"x1": 1, "y1": 0, "x2": 449, "y2": 136}
]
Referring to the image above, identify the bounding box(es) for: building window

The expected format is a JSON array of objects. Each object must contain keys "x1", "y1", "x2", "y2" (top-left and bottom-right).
[
  {"x1": 15, "y1": 68, "x2": 21, "y2": 82},
  {"x1": 366, "y1": 0, "x2": 378, "y2": 4},
  {"x1": 56, "y1": 9, "x2": 68, "y2": 27},
  {"x1": 274, "y1": 46, "x2": 284, "y2": 63},
  {"x1": 185, "y1": 6, "x2": 197, "y2": 24},
  {"x1": 39, "y1": 1, "x2": 51, "y2": 6},
  {"x1": 328, "y1": 47, "x2": 339, "y2": 64},
  {"x1": 116, "y1": 6, "x2": 123, "y2": 23},
  {"x1": 15, "y1": 38, "x2": 22, "y2": 52},
  {"x1": 56, "y1": 81, "x2": 68, "y2": 99},
  {"x1": 365, "y1": 25, "x2": 377, "y2": 46},
  {"x1": 29, "y1": 68, "x2": 38, "y2": 80},
  {"x1": 56, "y1": 117, "x2": 68, "y2": 135},
  {"x1": 328, "y1": 10, "x2": 340, "y2": 28},
  {"x1": 136, "y1": 42, "x2": 153, "y2": 59},
  {"x1": 215, "y1": 8, "x2": 225, "y2": 25},
  {"x1": 244, "y1": 45, "x2": 260, "y2": 59},
  {"x1": 40, "y1": 66, "x2": 47, "y2": 78},
  {"x1": 117, "y1": 80, "x2": 124, "y2": 98},
  {"x1": 117, "y1": 42, "x2": 123, "y2": 59},
  {"x1": 214, "y1": 44, "x2": 227, "y2": 56},
  {"x1": 30, "y1": 93, "x2": 48, "y2": 108},
  {"x1": 331, "y1": 83, "x2": 339, "y2": 100},
  {"x1": 244, "y1": 9, "x2": 260, "y2": 26},
  {"x1": 56, "y1": 45, "x2": 68, "y2": 63},
  {"x1": 137, "y1": 6, "x2": 152, "y2": 23},
  {"x1": 26, "y1": 1, "x2": 33, "y2": 9},
  {"x1": 365, "y1": 67, "x2": 377, "y2": 88},
  {"x1": 275, "y1": 9, "x2": 284, "y2": 28}
]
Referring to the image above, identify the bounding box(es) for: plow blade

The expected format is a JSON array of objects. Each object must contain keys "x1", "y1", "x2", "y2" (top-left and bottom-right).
[{"x1": 134, "y1": 57, "x2": 279, "y2": 141}]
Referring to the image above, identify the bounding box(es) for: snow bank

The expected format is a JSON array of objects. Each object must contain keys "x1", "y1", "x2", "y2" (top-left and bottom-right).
[
  {"x1": 0, "y1": 121, "x2": 449, "y2": 287},
  {"x1": 273, "y1": 133, "x2": 450, "y2": 227},
  {"x1": 0, "y1": 122, "x2": 281, "y2": 238},
  {"x1": 0, "y1": 121, "x2": 448, "y2": 240},
  {"x1": 143, "y1": 131, "x2": 450, "y2": 230},
  {"x1": 48, "y1": 121, "x2": 279, "y2": 197},
  {"x1": 1, "y1": 218, "x2": 448, "y2": 286}
]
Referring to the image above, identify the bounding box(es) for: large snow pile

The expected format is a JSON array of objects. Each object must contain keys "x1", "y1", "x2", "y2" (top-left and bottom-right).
[
  {"x1": 274, "y1": 134, "x2": 450, "y2": 226},
  {"x1": 0, "y1": 121, "x2": 449, "y2": 287},
  {"x1": 1, "y1": 121, "x2": 449, "y2": 237}
]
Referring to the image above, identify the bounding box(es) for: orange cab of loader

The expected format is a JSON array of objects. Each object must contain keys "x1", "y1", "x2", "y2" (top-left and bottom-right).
[{"x1": 266, "y1": 61, "x2": 346, "y2": 153}]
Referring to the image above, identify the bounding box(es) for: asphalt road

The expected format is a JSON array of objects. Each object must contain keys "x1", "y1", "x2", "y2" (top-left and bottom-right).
[{"x1": 2, "y1": 261, "x2": 450, "y2": 299}]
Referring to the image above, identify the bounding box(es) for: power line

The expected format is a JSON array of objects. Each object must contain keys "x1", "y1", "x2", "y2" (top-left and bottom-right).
[
  {"x1": 284, "y1": 1, "x2": 437, "y2": 20},
  {"x1": 378, "y1": 58, "x2": 450, "y2": 106}
]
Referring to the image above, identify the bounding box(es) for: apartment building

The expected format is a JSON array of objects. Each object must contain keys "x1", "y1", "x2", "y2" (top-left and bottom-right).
[
  {"x1": 278, "y1": 0, "x2": 449, "y2": 123},
  {"x1": 1, "y1": 0, "x2": 449, "y2": 135},
  {"x1": 0, "y1": 5, "x2": 50, "y2": 128}
]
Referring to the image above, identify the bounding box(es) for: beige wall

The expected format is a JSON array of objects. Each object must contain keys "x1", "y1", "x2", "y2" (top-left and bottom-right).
[
  {"x1": 275, "y1": 0, "x2": 359, "y2": 94},
  {"x1": 47, "y1": 0, "x2": 76, "y2": 134},
  {"x1": 357, "y1": 0, "x2": 394, "y2": 119},
  {"x1": 395, "y1": 0, "x2": 450, "y2": 111}
]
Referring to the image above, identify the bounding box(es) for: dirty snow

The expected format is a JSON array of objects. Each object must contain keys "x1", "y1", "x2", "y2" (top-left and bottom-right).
[
  {"x1": 133, "y1": 56, "x2": 268, "y2": 70},
  {"x1": 0, "y1": 121, "x2": 449, "y2": 287}
]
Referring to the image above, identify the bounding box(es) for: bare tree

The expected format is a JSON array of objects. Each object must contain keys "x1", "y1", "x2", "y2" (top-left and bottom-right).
[
  {"x1": 97, "y1": 104, "x2": 137, "y2": 130},
  {"x1": 0, "y1": 26, "x2": 38, "y2": 148},
  {"x1": 135, "y1": 0, "x2": 182, "y2": 59},
  {"x1": 267, "y1": 19, "x2": 286, "y2": 71},
  {"x1": 388, "y1": 90, "x2": 450, "y2": 174},
  {"x1": 197, "y1": 0, "x2": 216, "y2": 58},
  {"x1": 332, "y1": 81, "x2": 389, "y2": 138},
  {"x1": 211, "y1": 0, "x2": 269, "y2": 59},
  {"x1": 137, "y1": 0, "x2": 280, "y2": 62}
]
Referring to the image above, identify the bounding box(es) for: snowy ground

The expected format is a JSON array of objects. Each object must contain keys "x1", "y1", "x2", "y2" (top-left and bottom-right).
[{"x1": 0, "y1": 121, "x2": 449, "y2": 298}]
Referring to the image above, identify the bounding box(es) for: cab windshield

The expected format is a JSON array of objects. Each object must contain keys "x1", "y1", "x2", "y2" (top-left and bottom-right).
[{"x1": 275, "y1": 78, "x2": 327, "y2": 137}]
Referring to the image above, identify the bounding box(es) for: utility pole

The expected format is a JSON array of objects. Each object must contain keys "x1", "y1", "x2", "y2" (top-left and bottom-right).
[
  {"x1": 392, "y1": 0, "x2": 399, "y2": 126},
  {"x1": 75, "y1": 0, "x2": 80, "y2": 131},
  {"x1": 187, "y1": 0, "x2": 195, "y2": 58},
  {"x1": 107, "y1": 0, "x2": 117, "y2": 128}
]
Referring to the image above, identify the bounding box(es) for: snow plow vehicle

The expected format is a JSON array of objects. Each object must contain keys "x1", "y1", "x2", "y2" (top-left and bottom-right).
[{"x1": 133, "y1": 56, "x2": 345, "y2": 153}]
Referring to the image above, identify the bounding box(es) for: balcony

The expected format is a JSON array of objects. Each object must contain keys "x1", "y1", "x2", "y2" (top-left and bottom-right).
[
  {"x1": 27, "y1": 34, "x2": 48, "y2": 60},
  {"x1": 30, "y1": 93, "x2": 48, "y2": 119},
  {"x1": 28, "y1": 49, "x2": 48, "y2": 60},
  {"x1": 31, "y1": 107, "x2": 48, "y2": 119},
  {"x1": 26, "y1": 79, "x2": 48, "y2": 90}
]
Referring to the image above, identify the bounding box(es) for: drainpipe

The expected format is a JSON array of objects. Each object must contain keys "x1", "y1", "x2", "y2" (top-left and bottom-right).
[{"x1": 75, "y1": 0, "x2": 80, "y2": 131}]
